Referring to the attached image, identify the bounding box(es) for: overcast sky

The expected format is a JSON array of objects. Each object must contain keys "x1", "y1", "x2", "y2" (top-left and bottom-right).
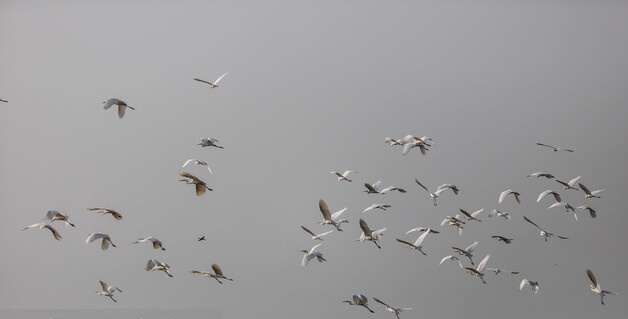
[{"x1": 1, "y1": 1, "x2": 628, "y2": 319}]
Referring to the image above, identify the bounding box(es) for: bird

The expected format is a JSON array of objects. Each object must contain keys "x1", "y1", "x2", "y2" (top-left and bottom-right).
[
  {"x1": 300, "y1": 225, "x2": 333, "y2": 240},
  {"x1": 43, "y1": 209, "x2": 75, "y2": 227},
  {"x1": 21, "y1": 223, "x2": 62, "y2": 241},
  {"x1": 373, "y1": 297, "x2": 411, "y2": 319},
  {"x1": 384, "y1": 137, "x2": 403, "y2": 146},
  {"x1": 300, "y1": 243, "x2": 326, "y2": 268},
  {"x1": 358, "y1": 218, "x2": 386, "y2": 249},
  {"x1": 133, "y1": 237, "x2": 166, "y2": 250},
  {"x1": 401, "y1": 136, "x2": 430, "y2": 156},
  {"x1": 179, "y1": 172, "x2": 212, "y2": 196},
  {"x1": 491, "y1": 235, "x2": 513, "y2": 244},
  {"x1": 576, "y1": 205, "x2": 597, "y2": 218},
  {"x1": 459, "y1": 208, "x2": 483, "y2": 222},
  {"x1": 527, "y1": 172, "x2": 555, "y2": 179},
  {"x1": 537, "y1": 190, "x2": 562, "y2": 203},
  {"x1": 414, "y1": 179, "x2": 450, "y2": 206},
  {"x1": 579, "y1": 183, "x2": 604, "y2": 199},
  {"x1": 182, "y1": 159, "x2": 212, "y2": 174},
  {"x1": 587, "y1": 269, "x2": 619, "y2": 305},
  {"x1": 330, "y1": 170, "x2": 358, "y2": 182},
  {"x1": 102, "y1": 98, "x2": 134, "y2": 119},
  {"x1": 145, "y1": 259, "x2": 173, "y2": 277},
  {"x1": 197, "y1": 236, "x2": 206, "y2": 241},
  {"x1": 197, "y1": 137, "x2": 223, "y2": 148},
  {"x1": 86, "y1": 207, "x2": 123, "y2": 220},
  {"x1": 547, "y1": 202, "x2": 578, "y2": 221},
  {"x1": 96, "y1": 280, "x2": 122, "y2": 303},
  {"x1": 523, "y1": 216, "x2": 569, "y2": 242},
  {"x1": 342, "y1": 293, "x2": 375, "y2": 313},
  {"x1": 364, "y1": 180, "x2": 406, "y2": 194},
  {"x1": 396, "y1": 229, "x2": 430, "y2": 255},
  {"x1": 405, "y1": 227, "x2": 440, "y2": 235},
  {"x1": 316, "y1": 199, "x2": 349, "y2": 231},
  {"x1": 489, "y1": 209, "x2": 511, "y2": 220},
  {"x1": 499, "y1": 189, "x2": 521, "y2": 204},
  {"x1": 190, "y1": 263, "x2": 233, "y2": 283},
  {"x1": 437, "y1": 184, "x2": 460, "y2": 195},
  {"x1": 520, "y1": 279, "x2": 540, "y2": 293},
  {"x1": 485, "y1": 267, "x2": 519, "y2": 275},
  {"x1": 193, "y1": 72, "x2": 229, "y2": 89},
  {"x1": 536, "y1": 142, "x2": 574, "y2": 152},
  {"x1": 441, "y1": 215, "x2": 465, "y2": 235},
  {"x1": 452, "y1": 241, "x2": 479, "y2": 265},
  {"x1": 556, "y1": 176, "x2": 581, "y2": 190},
  {"x1": 439, "y1": 255, "x2": 464, "y2": 269},
  {"x1": 0, "y1": 99, "x2": 7, "y2": 103},
  {"x1": 465, "y1": 254, "x2": 490, "y2": 284},
  {"x1": 362, "y1": 203, "x2": 392, "y2": 213},
  {"x1": 86, "y1": 232, "x2": 116, "y2": 250}
]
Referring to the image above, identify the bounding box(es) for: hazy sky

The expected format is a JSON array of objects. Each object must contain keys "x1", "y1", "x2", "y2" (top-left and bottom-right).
[{"x1": 2, "y1": 1, "x2": 628, "y2": 319}]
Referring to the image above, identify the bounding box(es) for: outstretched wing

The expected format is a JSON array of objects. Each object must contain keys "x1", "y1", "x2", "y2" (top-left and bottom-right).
[{"x1": 319, "y1": 199, "x2": 332, "y2": 220}]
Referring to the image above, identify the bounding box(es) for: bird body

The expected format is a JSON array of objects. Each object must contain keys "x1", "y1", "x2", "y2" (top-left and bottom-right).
[
  {"x1": 102, "y1": 98, "x2": 134, "y2": 119},
  {"x1": 96, "y1": 280, "x2": 122, "y2": 303},
  {"x1": 342, "y1": 293, "x2": 375, "y2": 313},
  {"x1": 587, "y1": 269, "x2": 619, "y2": 305},
  {"x1": 300, "y1": 243, "x2": 326, "y2": 267},
  {"x1": 133, "y1": 237, "x2": 166, "y2": 250},
  {"x1": 537, "y1": 190, "x2": 562, "y2": 203},
  {"x1": 21, "y1": 222, "x2": 62, "y2": 240},
  {"x1": 330, "y1": 170, "x2": 357, "y2": 182},
  {"x1": 179, "y1": 171, "x2": 212, "y2": 196},
  {"x1": 316, "y1": 199, "x2": 348, "y2": 231},
  {"x1": 43, "y1": 209, "x2": 75, "y2": 227},
  {"x1": 452, "y1": 241, "x2": 479, "y2": 265},
  {"x1": 527, "y1": 172, "x2": 555, "y2": 179},
  {"x1": 520, "y1": 279, "x2": 540, "y2": 293},
  {"x1": 190, "y1": 263, "x2": 233, "y2": 283},
  {"x1": 536, "y1": 142, "x2": 573, "y2": 152},
  {"x1": 465, "y1": 254, "x2": 490, "y2": 284},
  {"x1": 358, "y1": 218, "x2": 385, "y2": 249},
  {"x1": 556, "y1": 176, "x2": 581, "y2": 190},
  {"x1": 198, "y1": 137, "x2": 223, "y2": 148},
  {"x1": 182, "y1": 159, "x2": 212, "y2": 174},
  {"x1": 145, "y1": 259, "x2": 173, "y2": 277},
  {"x1": 86, "y1": 207, "x2": 123, "y2": 220},
  {"x1": 491, "y1": 235, "x2": 513, "y2": 244},
  {"x1": 499, "y1": 189, "x2": 521, "y2": 204},
  {"x1": 86, "y1": 232, "x2": 116, "y2": 250},
  {"x1": 459, "y1": 208, "x2": 483, "y2": 222}
]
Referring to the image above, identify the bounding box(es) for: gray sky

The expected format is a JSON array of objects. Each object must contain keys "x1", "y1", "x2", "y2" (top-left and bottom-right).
[{"x1": 2, "y1": 1, "x2": 628, "y2": 318}]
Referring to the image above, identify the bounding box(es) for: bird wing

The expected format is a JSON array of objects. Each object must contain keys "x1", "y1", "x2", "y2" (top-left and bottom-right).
[
  {"x1": 414, "y1": 229, "x2": 430, "y2": 246},
  {"x1": 586, "y1": 269, "x2": 600, "y2": 290},
  {"x1": 364, "y1": 183, "x2": 378, "y2": 193},
  {"x1": 331, "y1": 207, "x2": 347, "y2": 220},
  {"x1": 514, "y1": 192, "x2": 521, "y2": 204},
  {"x1": 45, "y1": 224, "x2": 62, "y2": 240},
  {"x1": 214, "y1": 72, "x2": 229, "y2": 84},
  {"x1": 520, "y1": 279, "x2": 530, "y2": 290},
  {"x1": 182, "y1": 159, "x2": 196, "y2": 168},
  {"x1": 373, "y1": 297, "x2": 390, "y2": 308},
  {"x1": 117, "y1": 105, "x2": 126, "y2": 118},
  {"x1": 99, "y1": 280, "x2": 110, "y2": 292},
  {"x1": 102, "y1": 98, "x2": 117, "y2": 110},
  {"x1": 568, "y1": 176, "x2": 581, "y2": 186},
  {"x1": 401, "y1": 142, "x2": 413, "y2": 155},
  {"x1": 86, "y1": 232, "x2": 107, "y2": 244},
  {"x1": 44, "y1": 210, "x2": 59, "y2": 221},
  {"x1": 440, "y1": 255, "x2": 453, "y2": 265},
  {"x1": 477, "y1": 254, "x2": 490, "y2": 273},
  {"x1": 362, "y1": 204, "x2": 377, "y2": 213},
  {"x1": 193, "y1": 78, "x2": 213, "y2": 85},
  {"x1": 300, "y1": 225, "x2": 316, "y2": 237},
  {"x1": 414, "y1": 179, "x2": 430, "y2": 193},
  {"x1": 395, "y1": 238, "x2": 415, "y2": 247},
  {"x1": 465, "y1": 241, "x2": 479, "y2": 253},
  {"x1": 301, "y1": 252, "x2": 314, "y2": 267},
  {"x1": 180, "y1": 171, "x2": 201, "y2": 182},
  {"x1": 145, "y1": 259, "x2": 157, "y2": 271},
  {"x1": 317, "y1": 230, "x2": 333, "y2": 237},
  {"x1": 499, "y1": 190, "x2": 511, "y2": 203},
  {"x1": 101, "y1": 237, "x2": 111, "y2": 250},
  {"x1": 523, "y1": 216, "x2": 542, "y2": 230},
  {"x1": 359, "y1": 219, "x2": 373, "y2": 237},
  {"x1": 319, "y1": 199, "x2": 332, "y2": 220},
  {"x1": 211, "y1": 263, "x2": 224, "y2": 276},
  {"x1": 471, "y1": 208, "x2": 484, "y2": 217},
  {"x1": 459, "y1": 209, "x2": 472, "y2": 219},
  {"x1": 579, "y1": 183, "x2": 592, "y2": 195},
  {"x1": 536, "y1": 143, "x2": 553, "y2": 149}
]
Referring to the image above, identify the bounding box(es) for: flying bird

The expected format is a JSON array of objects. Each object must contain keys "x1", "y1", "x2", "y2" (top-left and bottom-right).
[
  {"x1": 547, "y1": 202, "x2": 578, "y2": 221},
  {"x1": 401, "y1": 136, "x2": 430, "y2": 156},
  {"x1": 86, "y1": 207, "x2": 123, "y2": 220},
  {"x1": 537, "y1": 190, "x2": 562, "y2": 203},
  {"x1": 179, "y1": 172, "x2": 212, "y2": 196},
  {"x1": 452, "y1": 241, "x2": 479, "y2": 265},
  {"x1": 373, "y1": 297, "x2": 412, "y2": 319},
  {"x1": 465, "y1": 254, "x2": 490, "y2": 284},
  {"x1": 145, "y1": 259, "x2": 173, "y2": 277},
  {"x1": 198, "y1": 137, "x2": 223, "y2": 148},
  {"x1": 0, "y1": 99, "x2": 7, "y2": 103},
  {"x1": 485, "y1": 267, "x2": 519, "y2": 275},
  {"x1": 576, "y1": 205, "x2": 597, "y2": 218},
  {"x1": 316, "y1": 199, "x2": 348, "y2": 231},
  {"x1": 536, "y1": 142, "x2": 573, "y2": 152},
  {"x1": 102, "y1": 98, "x2": 134, "y2": 119},
  {"x1": 556, "y1": 176, "x2": 581, "y2": 190},
  {"x1": 364, "y1": 180, "x2": 406, "y2": 194},
  {"x1": 491, "y1": 235, "x2": 513, "y2": 244},
  {"x1": 300, "y1": 225, "x2": 333, "y2": 241},
  {"x1": 459, "y1": 208, "x2": 483, "y2": 222},
  {"x1": 439, "y1": 255, "x2": 464, "y2": 269},
  {"x1": 43, "y1": 209, "x2": 75, "y2": 227},
  {"x1": 193, "y1": 72, "x2": 229, "y2": 89},
  {"x1": 520, "y1": 279, "x2": 540, "y2": 293},
  {"x1": 358, "y1": 218, "x2": 386, "y2": 249},
  {"x1": 441, "y1": 215, "x2": 465, "y2": 235},
  {"x1": 579, "y1": 183, "x2": 604, "y2": 199},
  {"x1": 527, "y1": 172, "x2": 555, "y2": 179},
  {"x1": 523, "y1": 216, "x2": 569, "y2": 242},
  {"x1": 133, "y1": 237, "x2": 166, "y2": 250},
  {"x1": 405, "y1": 227, "x2": 440, "y2": 235},
  {"x1": 396, "y1": 229, "x2": 430, "y2": 255},
  {"x1": 182, "y1": 159, "x2": 212, "y2": 174},
  {"x1": 342, "y1": 293, "x2": 375, "y2": 313},
  {"x1": 21, "y1": 223, "x2": 62, "y2": 241},
  {"x1": 330, "y1": 170, "x2": 358, "y2": 182},
  {"x1": 86, "y1": 232, "x2": 116, "y2": 250},
  {"x1": 414, "y1": 179, "x2": 449, "y2": 206},
  {"x1": 362, "y1": 203, "x2": 392, "y2": 213},
  {"x1": 190, "y1": 263, "x2": 233, "y2": 283},
  {"x1": 489, "y1": 209, "x2": 511, "y2": 220},
  {"x1": 499, "y1": 189, "x2": 521, "y2": 204},
  {"x1": 587, "y1": 269, "x2": 619, "y2": 305},
  {"x1": 197, "y1": 236, "x2": 206, "y2": 241},
  {"x1": 96, "y1": 280, "x2": 122, "y2": 303},
  {"x1": 300, "y1": 243, "x2": 326, "y2": 268}
]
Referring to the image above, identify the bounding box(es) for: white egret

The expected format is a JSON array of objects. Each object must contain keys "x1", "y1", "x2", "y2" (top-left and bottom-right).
[
  {"x1": 102, "y1": 98, "x2": 134, "y2": 119},
  {"x1": 402, "y1": 137, "x2": 430, "y2": 156},
  {"x1": 198, "y1": 137, "x2": 223, "y2": 148},
  {"x1": 300, "y1": 225, "x2": 333, "y2": 240},
  {"x1": 548, "y1": 202, "x2": 578, "y2": 221},
  {"x1": 384, "y1": 137, "x2": 403, "y2": 146},
  {"x1": 523, "y1": 216, "x2": 569, "y2": 242},
  {"x1": 362, "y1": 204, "x2": 391, "y2": 213},
  {"x1": 491, "y1": 235, "x2": 513, "y2": 244},
  {"x1": 342, "y1": 293, "x2": 375, "y2": 313},
  {"x1": 414, "y1": 179, "x2": 448, "y2": 206},
  {"x1": 396, "y1": 229, "x2": 430, "y2": 255},
  {"x1": 145, "y1": 259, "x2": 173, "y2": 277},
  {"x1": 441, "y1": 215, "x2": 465, "y2": 235},
  {"x1": 485, "y1": 267, "x2": 519, "y2": 275},
  {"x1": 300, "y1": 243, "x2": 326, "y2": 268},
  {"x1": 519, "y1": 279, "x2": 540, "y2": 293},
  {"x1": 358, "y1": 218, "x2": 386, "y2": 249},
  {"x1": 179, "y1": 171, "x2": 212, "y2": 196},
  {"x1": 489, "y1": 209, "x2": 511, "y2": 220},
  {"x1": 190, "y1": 263, "x2": 233, "y2": 283},
  {"x1": 86, "y1": 232, "x2": 116, "y2": 250},
  {"x1": 43, "y1": 209, "x2": 75, "y2": 227},
  {"x1": 527, "y1": 172, "x2": 555, "y2": 179},
  {"x1": 193, "y1": 72, "x2": 228, "y2": 89},
  {"x1": 21, "y1": 223, "x2": 62, "y2": 241},
  {"x1": 439, "y1": 255, "x2": 464, "y2": 269},
  {"x1": 576, "y1": 205, "x2": 597, "y2": 218},
  {"x1": 499, "y1": 189, "x2": 521, "y2": 204},
  {"x1": 452, "y1": 241, "x2": 479, "y2": 265},
  {"x1": 133, "y1": 237, "x2": 166, "y2": 250},
  {"x1": 537, "y1": 190, "x2": 562, "y2": 203},
  {"x1": 96, "y1": 280, "x2": 122, "y2": 303},
  {"x1": 330, "y1": 170, "x2": 358, "y2": 182},
  {"x1": 316, "y1": 199, "x2": 348, "y2": 231},
  {"x1": 86, "y1": 207, "x2": 123, "y2": 220},
  {"x1": 459, "y1": 208, "x2": 483, "y2": 222},
  {"x1": 465, "y1": 254, "x2": 490, "y2": 284},
  {"x1": 579, "y1": 183, "x2": 604, "y2": 199},
  {"x1": 373, "y1": 297, "x2": 411, "y2": 319},
  {"x1": 536, "y1": 142, "x2": 573, "y2": 152},
  {"x1": 556, "y1": 176, "x2": 581, "y2": 190},
  {"x1": 364, "y1": 180, "x2": 406, "y2": 194},
  {"x1": 405, "y1": 227, "x2": 440, "y2": 235},
  {"x1": 182, "y1": 159, "x2": 212, "y2": 174},
  {"x1": 587, "y1": 269, "x2": 619, "y2": 305}
]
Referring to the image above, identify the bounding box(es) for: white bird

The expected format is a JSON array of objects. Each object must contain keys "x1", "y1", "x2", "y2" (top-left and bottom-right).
[
  {"x1": 145, "y1": 259, "x2": 173, "y2": 277},
  {"x1": 43, "y1": 209, "x2": 75, "y2": 227},
  {"x1": 556, "y1": 176, "x2": 581, "y2": 190},
  {"x1": 300, "y1": 225, "x2": 333, "y2": 240},
  {"x1": 452, "y1": 241, "x2": 479, "y2": 265},
  {"x1": 179, "y1": 171, "x2": 212, "y2": 196},
  {"x1": 465, "y1": 254, "x2": 490, "y2": 284},
  {"x1": 86, "y1": 232, "x2": 116, "y2": 250},
  {"x1": 527, "y1": 172, "x2": 555, "y2": 179},
  {"x1": 300, "y1": 243, "x2": 326, "y2": 268},
  {"x1": 548, "y1": 202, "x2": 578, "y2": 221},
  {"x1": 587, "y1": 269, "x2": 619, "y2": 305},
  {"x1": 414, "y1": 179, "x2": 450, "y2": 206},
  {"x1": 96, "y1": 280, "x2": 122, "y2": 303},
  {"x1": 499, "y1": 189, "x2": 521, "y2": 204},
  {"x1": 358, "y1": 218, "x2": 386, "y2": 249},
  {"x1": 459, "y1": 208, "x2": 483, "y2": 222},
  {"x1": 86, "y1": 207, "x2": 123, "y2": 220},
  {"x1": 485, "y1": 267, "x2": 519, "y2": 275},
  {"x1": 439, "y1": 255, "x2": 464, "y2": 269},
  {"x1": 316, "y1": 199, "x2": 348, "y2": 231},
  {"x1": 373, "y1": 297, "x2": 412, "y2": 319},
  {"x1": 330, "y1": 170, "x2": 358, "y2": 182},
  {"x1": 441, "y1": 215, "x2": 465, "y2": 235},
  {"x1": 198, "y1": 137, "x2": 223, "y2": 148},
  {"x1": 182, "y1": 159, "x2": 212, "y2": 174},
  {"x1": 576, "y1": 205, "x2": 597, "y2": 219},
  {"x1": 405, "y1": 227, "x2": 440, "y2": 235},
  {"x1": 190, "y1": 263, "x2": 233, "y2": 283},
  {"x1": 342, "y1": 293, "x2": 375, "y2": 313},
  {"x1": 193, "y1": 72, "x2": 229, "y2": 89},
  {"x1": 362, "y1": 203, "x2": 391, "y2": 213},
  {"x1": 537, "y1": 190, "x2": 562, "y2": 203},
  {"x1": 133, "y1": 237, "x2": 166, "y2": 250},
  {"x1": 21, "y1": 223, "x2": 62, "y2": 241},
  {"x1": 396, "y1": 229, "x2": 430, "y2": 256},
  {"x1": 489, "y1": 209, "x2": 511, "y2": 220},
  {"x1": 579, "y1": 183, "x2": 604, "y2": 199},
  {"x1": 523, "y1": 216, "x2": 569, "y2": 242},
  {"x1": 401, "y1": 136, "x2": 430, "y2": 156},
  {"x1": 536, "y1": 142, "x2": 574, "y2": 152},
  {"x1": 491, "y1": 235, "x2": 513, "y2": 244},
  {"x1": 102, "y1": 98, "x2": 134, "y2": 119},
  {"x1": 364, "y1": 180, "x2": 406, "y2": 194},
  {"x1": 520, "y1": 279, "x2": 540, "y2": 293}
]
